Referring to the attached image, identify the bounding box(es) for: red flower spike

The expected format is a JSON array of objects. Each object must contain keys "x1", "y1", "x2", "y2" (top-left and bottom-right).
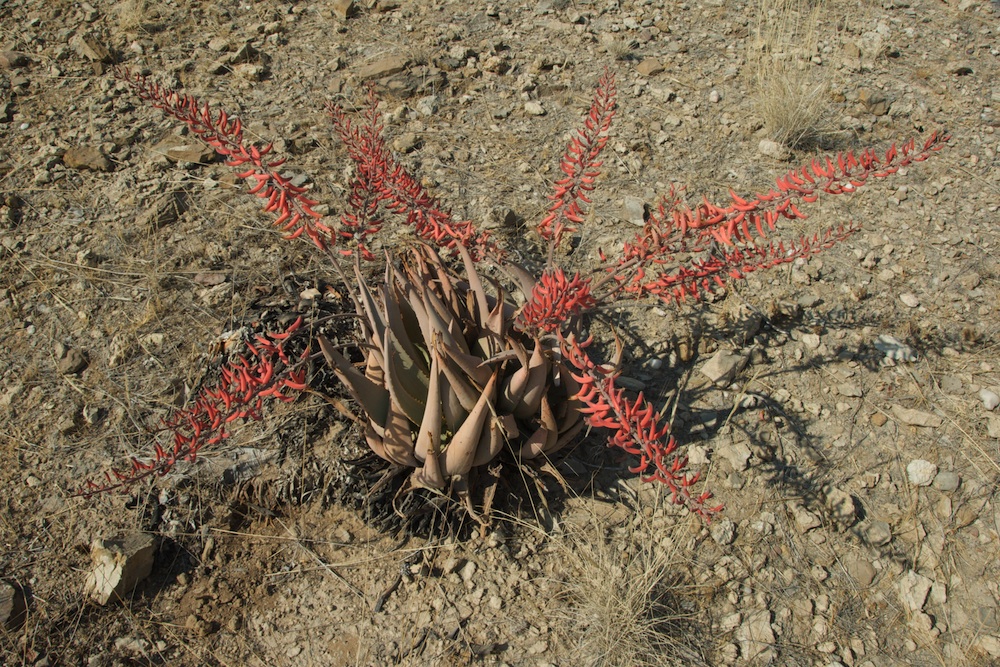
[
  {"x1": 112, "y1": 66, "x2": 332, "y2": 249},
  {"x1": 76, "y1": 318, "x2": 311, "y2": 496},
  {"x1": 538, "y1": 69, "x2": 617, "y2": 248}
]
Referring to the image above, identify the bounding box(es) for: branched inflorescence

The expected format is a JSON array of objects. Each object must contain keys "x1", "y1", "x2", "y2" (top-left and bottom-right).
[
  {"x1": 99, "y1": 65, "x2": 950, "y2": 522},
  {"x1": 81, "y1": 317, "x2": 310, "y2": 495},
  {"x1": 537, "y1": 70, "x2": 617, "y2": 251},
  {"x1": 602, "y1": 132, "x2": 950, "y2": 302},
  {"x1": 113, "y1": 66, "x2": 331, "y2": 249},
  {"x1": 327, "y1": 90, "x2": 494, "y2": 260},
  {"x1": 561, "y1": 334, "x2": 721, "y2": 517}
]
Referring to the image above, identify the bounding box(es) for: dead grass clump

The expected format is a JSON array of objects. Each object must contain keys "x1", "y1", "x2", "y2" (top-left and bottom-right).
[
  {"x1": 115, "y1": 0, "x2": 150, "y2": 33},
  {"x1": 557, "y1": 514, "x2": 707, "y2": 667},
  {"x1": 748, "y1": 0, "x2": 836, "y2": 149}
]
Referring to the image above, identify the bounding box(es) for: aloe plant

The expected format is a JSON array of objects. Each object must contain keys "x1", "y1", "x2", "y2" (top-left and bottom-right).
[
  {"x1": 88, "y1": 67, "x2": 948, "y2": 525},
  {"x1": 319, "y1": 244, "x2": 583, "y2": 519}
]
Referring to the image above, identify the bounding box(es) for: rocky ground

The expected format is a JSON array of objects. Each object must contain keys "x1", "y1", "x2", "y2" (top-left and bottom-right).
[{"x1": 2, "y1": 0, "x2": 1000, "y2": 665}]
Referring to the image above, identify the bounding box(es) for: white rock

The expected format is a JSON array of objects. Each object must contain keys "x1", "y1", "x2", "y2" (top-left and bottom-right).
[
  {"x1": 84, "y1": 533, "x2": 156, "y2": 605},
  {"x1": 758, "y1": 138, "x2": 790, "y2": 160},
  {"x1": 801, "y1": 333, "x2": 821, "y2": 349},
  {"x1": 897, "y1": 570, "x2": 933, "y2": 612},
  {"x1": 736, "y1": 609, "x2": 776, "y2": 662},
  {"x1": 825, "y1": 487, "x2": 857, "y2": 524},
  {"x1": 719, "y1": 441, "x2": 752, "y2": 471},
  {"x1": 906, "y1": 459, "x2": 937, "y2": 486},
  {"x1": 899, "y1": 292, "x2": 920, "y2": 308},
  {"x1": 711, "y1": 518, "x2": 736, "y2": 546},
  {"x1": 892, "y1": 405, "x2": 942, "y2": 428},
  {"x1": 789, "y1": 501, "x2": 822, "y2": 532},
  {"x1": 976, "y1": 635, "x2": 1000, "y2": 658},
  {"x1": 524, "y1": 101, "x2": 545, "y2": 116},
  {"x1": 980, "y1": 388, "x2": 999, "y2": 411},
  {"x1": 874, "y1": 334, "x2": 917, "y2": 363},
  {"x1": 700, "y1": 349, "x2": 747, "y2": 387}
]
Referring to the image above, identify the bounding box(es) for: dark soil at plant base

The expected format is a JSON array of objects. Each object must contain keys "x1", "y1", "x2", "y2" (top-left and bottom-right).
[{"x1": 2, "y1": 0, "x2": 999, "y2": 665}]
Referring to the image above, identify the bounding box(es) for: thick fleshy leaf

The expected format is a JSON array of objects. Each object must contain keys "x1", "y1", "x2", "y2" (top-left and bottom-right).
[
  {"x1": 384, "y1": 327, "x2": 428, "y2": 426},
  {"x1": 473, "y1": 413, "x2": 517, "y2": 466},
  {"x1": 382, "y1": 397, "x2": 420, "y2": 467},
  {"x1": 458, "y1": 243, "x2": 490, "y2": 321},
  {"x1": 414, "y1": 348, "x2": 442, "y2": 461},
  {"x1": 318, "y1": 336, "x2": 389, "y2": 432},
  {"x1": 443, "y1": 369, "x2": 498, "y2": 476},
  {"x1": 519, "y1": 394, "x2": 558, "y2": 458},
  {"x1": 354, "y1": 260, "x2": 386, "y2": 344},
  {"x1": 514, "y1": 339, "x2": 549, "y2": 419}
]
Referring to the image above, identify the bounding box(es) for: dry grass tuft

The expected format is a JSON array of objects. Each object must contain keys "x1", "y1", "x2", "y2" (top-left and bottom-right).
[
  {"x1": 748, "y1": 0, "x2": 836, "y2": 149},
  {"x1": 557, "y1": 512, "x2": 707, "y2": 667},
  {"x1": 115, "y1": 0, "x2": 150, "y2": 33}
]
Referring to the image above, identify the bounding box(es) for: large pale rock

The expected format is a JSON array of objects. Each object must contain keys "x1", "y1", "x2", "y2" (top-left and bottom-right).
[
  {"x1": 736, "y1": 609, "x2": 775, "y2": 662},
  {"x1": 84, "y1": 533, "x2": 157, "y2": 605},
  {"x1": 700, "y1": 349, "x2": 747, "y2": 387}
]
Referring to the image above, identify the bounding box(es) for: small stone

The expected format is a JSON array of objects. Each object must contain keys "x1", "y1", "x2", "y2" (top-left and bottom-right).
[
  {"x1": 358, "y1": 55, "x2": 408, "y2": 81},
  {"x1": 635, "y1": 58, "x2": 664, "y2": 77},
  {"x1": 458, "y1": 560, "x2": 477, "y2": 583},
  {"x1": 621, "y1": 196, "x2": 646, "y2": 225},
  {"x1": 976, "y1": 635, "x2": 1000, "y2": 659},
  {"x1": 758, "y1": 138, "x2": 790, "y2": 160},
  {"x1": 837, "y1": 383, "x2": 862, "y2": 398},
  {"x1": 892, "y1": 405, "x2": 942, "y2": 428},
  {"x1": 989, "y1": 416, "x2": 1000, "y2": 439},
  {"x1": 801, "y1": 333, "x2": 821, "y2": 349},
  {"x1": 84, "y1": 533, "x2": 157, "y2": 605},
  {"x1": 700, "y1": 349, "x2": 747, "y2": 387},
  {"x1": 719, "y1": 441, "x2": 752, "y2": 472},
  {"x1": 153, "y1": 135, "x2": 216, "y2": 164},
  {"x1": 194, "y1": 272, "x2": 227, "y2": 286},
  {"x1": 736, "y1": 609, "x2": 775, "y2": 662},
  {"x1": 332, "y1": 0, "x2": 354, "y2": 19},
  {"x1": 933, "y1": 471, "x2": 960, "y2": 493},
  {"x1": 861, "y1": 520, "x2": 892, "y2": 547},
  {"x1": 825, "y1": 487, "x2": 857, "y2": 525},
  {"x1": 979, "y1": 388, "x2": 999, "y2": 411},
  {"x1": 845, "y1": 557, "x2": 876, "y2": 587},
  {"x1": 524, "y1": 101, "x2": 545, "y2": 116},
  {"x1": 708, "y1": 89, "x2": 721, "y2": 103},
  {"x1": 526, "y1": 640, "x2": 548, "y2": 655},
  {"x1": 0, "y1": 51, "x2": 30, "y2": 69},
  {"x1": 711, "y1": 518, "x2": 736, "y2": 546},
  {"x1": 874, "y1": 334, "x2": 916, "y2": 363},
  {"x1": 57, "y1": 347, "x2": 88, "y2": 375},
  {"x1": 789, "y1": 501, "x2": 822, "y2": 532},
  {"x1": 897, "y1": 570, "x2": 933, "y2": 613},
  {"x1": 392, "y1": 132, "x2": 420, "y2": 153},
  {"x1": 207, "y1": 37, "x2": 230, "y2": 52},
  {"x1": 899, "y1": 293, "x2": 919, "y2": 308},
  {"x1": 1, "y1": 581, "x2": 27, "y2": 631},
  {"x1": 63, "y1": 147, "x2": 113, "y2": 172},
  {"x1": 906, "y1": 459, "x2": 937, "y2": 486},
  {"x1": 870, "y1": 412, "x2": 887, "y2": 427},
  {"x1": 70, "y1": 33, "x2": 112, "y2": 62}
]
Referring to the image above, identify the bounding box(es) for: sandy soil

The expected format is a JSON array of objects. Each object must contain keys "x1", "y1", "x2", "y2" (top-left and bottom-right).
[{"x1": 1, "y1": 0, "x2": 999, "y2": 665}]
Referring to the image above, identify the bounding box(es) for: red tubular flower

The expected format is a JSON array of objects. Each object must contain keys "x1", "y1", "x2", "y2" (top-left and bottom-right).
[
  {"x1": 327, "y1": 90, "x2": 495, "y2": 260},
  {"x1": 559, "y1": 334, "x2": 722, "y2": 518},
  {"x1": 537, "y1": 69, "x2": 617, "y2": 248},
  {"x1": 113, "y1": 67, "x2": 331, "y2": 250},
  {"x1": 518, "y1": 269, "x2": 597, "y2": 334},
  {"x1": 78, "y1": 318, "x2": 310, "y2": 496}
]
